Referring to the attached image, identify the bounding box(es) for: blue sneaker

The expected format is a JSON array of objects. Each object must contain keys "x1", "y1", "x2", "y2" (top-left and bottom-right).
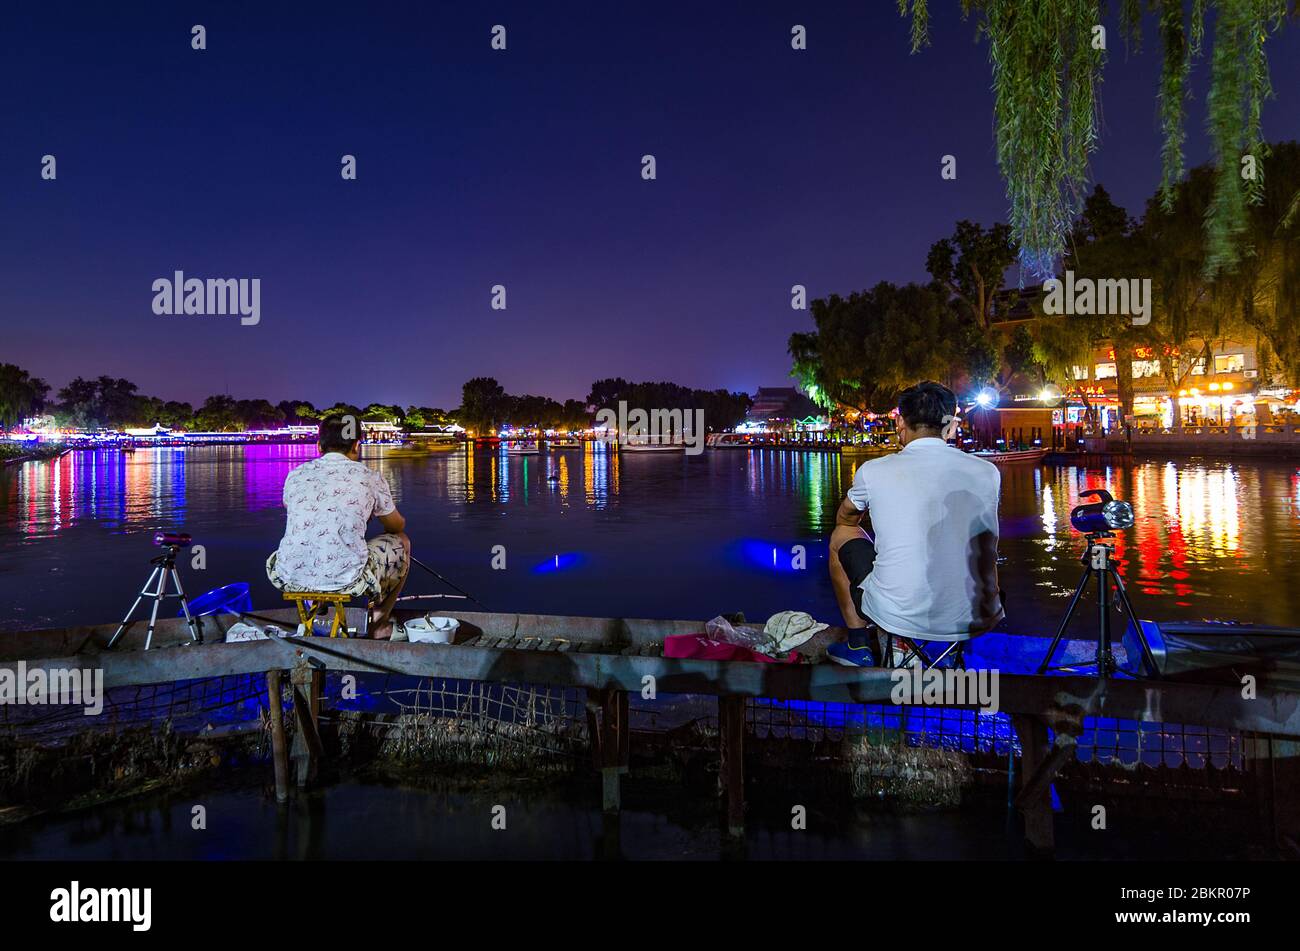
[{"x1": 826, "y1": 628, "x2": 877, "y2": 667}]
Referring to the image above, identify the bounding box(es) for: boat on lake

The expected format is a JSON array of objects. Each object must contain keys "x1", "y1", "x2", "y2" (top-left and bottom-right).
[
  {"x1": 838, "y1": 442, "x2": 895, "y2": 456},
  {"x1": 971, "y1": 447, "x2": 1048, "y2": 465},
  {"x1": 706, "y1": 433, "x2": 753, "y2": 448},
  {"x1": 359, "y1": 441, "x2": 441, "y2": 459},
  {"x1": 620, "y1": 438, "x2": 686, "y2": 453}
]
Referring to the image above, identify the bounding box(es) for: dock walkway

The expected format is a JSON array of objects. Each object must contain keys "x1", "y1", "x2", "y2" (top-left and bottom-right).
[{"x1": 5, "y1": 609, "x2": 1300, "y2": 851}]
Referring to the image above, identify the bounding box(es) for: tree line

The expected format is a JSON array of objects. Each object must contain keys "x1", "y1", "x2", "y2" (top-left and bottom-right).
[
  {"x1": 0, "y1": 369, "x2": 754, "y2": 434},
  {"x1": 790, "y1": 141, "x2": 1300, "y2": 419},
  {"x1": 452, "y1": 377, "x2": 752, "y2": 433},
  {"x1": 0, "y1": 372, "x2": 455, "y2": 433}
]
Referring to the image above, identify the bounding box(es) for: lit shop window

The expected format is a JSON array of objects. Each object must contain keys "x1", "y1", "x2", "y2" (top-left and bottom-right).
[
  {"x1": 1071, "y1": 365, "x2": 1089, "y2": 380},
  {"x1": 1132, "y1": 359, "x2": 1162, "y2": 378},
  {"x1": 1094, "y1": 362, "x2": 1117, "y2": 380},
  {"x1": 1189, "y1": 358, "x2": 1207, "y2": 375},
  {"x1": 1214, "y1": 353, "x2": 1245, "y2": 374}
]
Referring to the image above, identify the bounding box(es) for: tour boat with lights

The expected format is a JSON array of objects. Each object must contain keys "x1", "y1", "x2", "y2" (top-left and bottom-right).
[
  {"x1": 505, "y1": 440, "x2": 541, "y2": 455},
  {"x1": 706, "y1": 433, "x2": 753, "y2": 448},
  {"x1": 619, "y1": 439, "x2": 686, "y2": 452},
  {"x1": 970, "y1": 447, "x2": 1048, "y2": 464}
]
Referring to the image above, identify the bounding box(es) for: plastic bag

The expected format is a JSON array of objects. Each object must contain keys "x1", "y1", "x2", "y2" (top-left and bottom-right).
[{"x1": 705, "y1": 616, "x2": 775, "y2": 655}]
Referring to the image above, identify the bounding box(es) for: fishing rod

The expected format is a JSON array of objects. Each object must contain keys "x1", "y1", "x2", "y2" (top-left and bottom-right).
[{"x1": 408, "y1": 554, "x2": 487, "y2": 610}]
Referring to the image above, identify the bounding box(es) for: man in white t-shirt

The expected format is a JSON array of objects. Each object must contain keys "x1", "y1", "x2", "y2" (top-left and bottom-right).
[
  {"x1": 267, "y1": 417, "x2": 410, "y2": 639},
  {"x1": 827, "y1": 381, "x2": 1004, "y2": 666}
]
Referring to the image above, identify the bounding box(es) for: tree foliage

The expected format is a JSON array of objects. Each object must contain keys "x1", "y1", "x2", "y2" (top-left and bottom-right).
[
  {"x1": 585, "y1": 379, "x2": 752, "y2": 431},
  {"x1": 796, "y1": 141, "x2": 1300, "y2": 420},
  {"x1": 789, "y1": 281, "x2": 972, "y2": 414},
  {"x1": 901, "y1": 0, "x2": 1293, "y2": 280},
  {"x1": 0, "y1": 364, "x2": 50, "y2": 429}
]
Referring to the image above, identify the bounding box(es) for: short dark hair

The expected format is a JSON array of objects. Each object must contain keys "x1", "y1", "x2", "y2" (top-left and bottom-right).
[
  {"x1": 318, "y1": 416, "x2": 360, "y2": 453},
  {"x1": 897, "y1": 381, "x2": 957, "y2": 431}
]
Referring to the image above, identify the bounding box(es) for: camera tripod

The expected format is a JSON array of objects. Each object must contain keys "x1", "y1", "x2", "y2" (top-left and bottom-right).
[
  {"x1": 107, "y1": 539, "x2": 204, "y2": 651},
  {"x1": 1036, "y1": 531, "x2": 1159, "y2": 679}
]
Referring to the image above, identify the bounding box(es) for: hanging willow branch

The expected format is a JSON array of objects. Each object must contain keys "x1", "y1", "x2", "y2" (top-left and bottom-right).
[
  {"x1": 1119, "y1": 0, "x2": 1145, "y2": 51},
  {"x1": 899, "y1": 0, "x2": 931, "y2": 53},
  {"x1": 983, "y1": 0, "x2": 1102, "y2": 279},
  {"x1": 1205, "y1": 0, "x2": 1253, "y2": 276},
  {"x1": 1065, "y1": 0, "x2": 1101, "y2": 189},
  {"x1": 1190, "y1": 0, "x2": 1208, "y2": 54},
  {"x1": 899, "y1": 0, "x2": 1291, "y2": 281},
  {"x1": 1158, "y1": 0, "x2": 1191, "y2": 211}
]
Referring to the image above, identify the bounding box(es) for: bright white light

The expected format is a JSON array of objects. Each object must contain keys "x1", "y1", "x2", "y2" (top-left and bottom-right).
[{"x1": 974, "y1": 388, "x2": 998, "y2": 409}]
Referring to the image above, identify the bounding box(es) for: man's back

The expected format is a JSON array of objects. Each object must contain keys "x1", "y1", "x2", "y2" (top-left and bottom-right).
[
  {"x1": 274, "y1": 452, "x2": 396, "y2": 591},
  {"x1": 847, "y1": 438, "x2": 1003, "y2": 639}
]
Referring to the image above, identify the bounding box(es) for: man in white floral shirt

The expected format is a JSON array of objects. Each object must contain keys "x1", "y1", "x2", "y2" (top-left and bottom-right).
[{"x1": 267, "y1": 417, "x2": 410, "y2": 639}]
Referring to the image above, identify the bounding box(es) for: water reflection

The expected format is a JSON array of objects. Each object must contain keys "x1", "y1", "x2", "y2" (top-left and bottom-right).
[{"x1": 2, "y1": 446, "x2": 1297, "y2": 633}]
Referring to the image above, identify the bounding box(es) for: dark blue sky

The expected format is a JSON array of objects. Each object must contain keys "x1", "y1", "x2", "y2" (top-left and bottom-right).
[{"x1": 4, "y1": 1, "x2": 1299, "y2": 410}]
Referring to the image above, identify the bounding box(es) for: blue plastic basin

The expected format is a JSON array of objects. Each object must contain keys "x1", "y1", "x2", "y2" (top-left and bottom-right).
[{"x1": 182, "y1": 582, "x2": 253, "y2": 618}]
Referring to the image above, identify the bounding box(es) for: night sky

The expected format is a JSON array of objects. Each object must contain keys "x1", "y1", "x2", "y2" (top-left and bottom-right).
[{"x1": 4, "y1": 1, "x2": 1300, "y2": 411}]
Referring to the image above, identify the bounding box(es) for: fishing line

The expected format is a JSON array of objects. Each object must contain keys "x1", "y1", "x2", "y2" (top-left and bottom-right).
[{"x1": 407, "y1": 554, "x2": 487, "y2": 610}]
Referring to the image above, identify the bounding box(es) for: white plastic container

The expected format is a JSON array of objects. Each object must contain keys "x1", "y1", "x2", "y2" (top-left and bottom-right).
[{"x1": 405, "y1": 615, "x2": 460, "y2": 644}]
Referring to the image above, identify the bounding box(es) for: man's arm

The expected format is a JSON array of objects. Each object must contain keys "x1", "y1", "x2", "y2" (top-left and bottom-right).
[
  {"x1": 835, "y1": 495, "x2": 864, "y2": 527},
  {"x1": 977, "y1": 469, "x2": 1004, "y2": 621},
  {"x1": 379, "y1": 508, "x2": 406, "y2": 534}
]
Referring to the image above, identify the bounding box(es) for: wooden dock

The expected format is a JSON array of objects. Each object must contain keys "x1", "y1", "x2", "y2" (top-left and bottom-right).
[{"x1": 5, "y1": 609, "x2": 1300, "y2": 852}]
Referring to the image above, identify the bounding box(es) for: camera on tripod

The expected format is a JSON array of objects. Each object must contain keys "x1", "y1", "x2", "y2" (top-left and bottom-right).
[
  {"x1": 1069, "y1": 489, "x2": 1135, "y2": 535},
  {"x1": 1039, "y1": 488, "x2": 1158, "y2": 679},
  {"x1": 107, "y1": 532, "x2": 203, "y2": 651}
]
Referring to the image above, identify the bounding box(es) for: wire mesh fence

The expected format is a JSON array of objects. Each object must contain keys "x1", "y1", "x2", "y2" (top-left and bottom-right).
[
  {"x1": 0, "y1": 673, "x2": 267, "y2": 744},
  {"x1": 0, "y1": 671, "x2": 1246, "y2": 772}
]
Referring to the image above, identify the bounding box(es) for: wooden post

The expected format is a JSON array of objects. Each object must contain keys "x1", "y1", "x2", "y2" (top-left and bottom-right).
[
  {"x1": 584, "y1": 689, "x2": 603, "y2": 771},
  {"x1": 719, "y1": 695, "x2": 745, "y2": 837},
  {"x1": 290, "y1": 656, "x2": 325, "y2": 787},
  {"x1": 599, "y1": 689, "x2": 629, "y2": 814},
  {"x1": 266, "y1": 669, "x2": 289, "y2": 803},
  {"x1": 1245, "y1": 733, "x2": 1300, "y2": 856},
  {"x1": 1011, "y1": 714, "x2": 1054, "y2": 854}
]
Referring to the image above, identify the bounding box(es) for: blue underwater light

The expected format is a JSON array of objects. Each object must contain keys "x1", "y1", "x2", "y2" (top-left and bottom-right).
[{"x1": 532, "y1": 552, "x2": 585, "y2": 574}]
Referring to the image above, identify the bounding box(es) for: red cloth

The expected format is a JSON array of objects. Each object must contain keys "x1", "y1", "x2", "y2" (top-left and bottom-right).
[{"x1": 662, "y1": 633, "x2": 800, "y2": 664}]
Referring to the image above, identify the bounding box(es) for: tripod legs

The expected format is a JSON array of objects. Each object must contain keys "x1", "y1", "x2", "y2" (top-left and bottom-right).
[
  {"x1": 107, "y1": 555, "x2": 202, "y2": 651},
  {"x1": 1036, "y1": 563, "x2": 1092, "y2": 674},
  {"x1": 170, "y1": 565, "x2": 203, "y2": 646},
  {"x1": 1037, "y1": 538, "x2": 1160, "y2": 679},
  {"x1": 1108, "y1": 567, "x2": 1158, "y2": 677},
  {"x1": 108, "y1": 565, "x2": 163, "y2": 650}
]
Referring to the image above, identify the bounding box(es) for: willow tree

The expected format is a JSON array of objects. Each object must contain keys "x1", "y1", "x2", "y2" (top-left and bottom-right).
[
  {"x1": 0, "y1": 364, "x2": 50, "y2": 430},
  {"x1": 1212, "y1": 139, "x2": 1300, "y2": 380},
  {"x1": 789, "y1": 282, "x2": 977, "y2": 414},
  {"x1": 899, "y1": 0, "x2": 1293, "y2": 280}
]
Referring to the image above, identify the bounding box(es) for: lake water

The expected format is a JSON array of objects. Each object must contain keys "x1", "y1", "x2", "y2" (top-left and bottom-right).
[
  {"x1": 2, "y1": 444, "x2": 1299, "y2": 634},
  {"x1": 3, "y1": 444, "x2": 1297, "y2": 860},
  {"x1": 0, "y1": 776, "x2": 1239, "y2": 861}
]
